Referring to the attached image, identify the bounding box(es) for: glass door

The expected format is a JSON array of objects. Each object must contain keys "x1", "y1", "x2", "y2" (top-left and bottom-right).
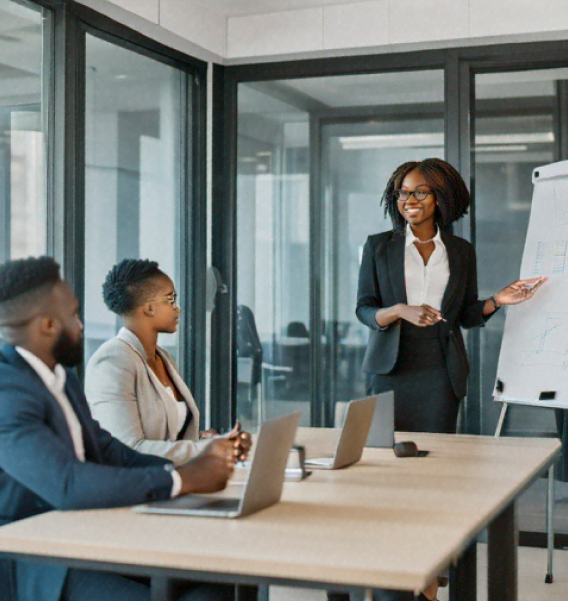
[
  {"x1": 319, "y1": 106, "x2": 444, "y2": 425},
  {"x1": 235, "y1": 69, "x2": 445, "y2": 430}
]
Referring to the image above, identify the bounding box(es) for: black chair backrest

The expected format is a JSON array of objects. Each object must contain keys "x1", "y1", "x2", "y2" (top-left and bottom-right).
[
  {"x1": 286, "y1": 321, "x2": 309, "y2": 338},
  {"x1": 236, "y1": 305, "x2": 263, "y2": 386}
]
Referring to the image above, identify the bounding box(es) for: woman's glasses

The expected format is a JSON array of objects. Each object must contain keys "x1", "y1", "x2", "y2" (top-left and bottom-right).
[
  {"x1": 394, "y1": 189, "x2": 434, "y2": 201},
  {"x1": 147, "y1": 293, "x2": 178, "y2": 308}
]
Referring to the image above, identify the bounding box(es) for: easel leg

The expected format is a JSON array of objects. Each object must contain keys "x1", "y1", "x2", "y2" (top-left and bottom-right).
[
  {"x1": 546, "y1": 465, "x2": 555, "y2": 583},
  {"x1": 494, "y1": 402, "x2": 508, "y2": 438}
]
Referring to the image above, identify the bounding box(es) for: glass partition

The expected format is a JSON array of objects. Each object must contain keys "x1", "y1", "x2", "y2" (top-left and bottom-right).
[
  {"x1": 84, "y1": 34, "x2": 187, "y2": 363},
  {"x1": 474, "y1": 68, "x2": 563, "y2": 534},
  {"x1": 0, "y1": 0, "x2": 50, "y2": 262},
  {"x1": 236, "y1": 70, "x2": 444, "y2": 430},
  {"x1": 236, "y1": 82, "x2": 311, "y2": 429}
]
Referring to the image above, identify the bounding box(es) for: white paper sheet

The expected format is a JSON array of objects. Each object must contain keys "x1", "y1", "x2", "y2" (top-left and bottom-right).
[{"x1": 495, "y1": 160, "x2": 568, "y2": 409}]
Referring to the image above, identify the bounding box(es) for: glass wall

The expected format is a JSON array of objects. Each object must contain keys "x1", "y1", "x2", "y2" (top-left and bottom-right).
[
  {"x1": 236, "y1": 82, "x2": 311, "y2": 429},
  {"x1": 84, "y1": 34, "x2": 187, "y2": 363},
  {"x1": 474, "y1": 69, "x2": 563, "y2": 534},
  {"x1": 0, "y1": 0, "x2": 50, "y2": 262},
  {"x1": 320, "y1": 71, "x2": 444, "y2": 423},
  {"x1": 235, "y1": 70, "x2": 444, "y2": 430}
]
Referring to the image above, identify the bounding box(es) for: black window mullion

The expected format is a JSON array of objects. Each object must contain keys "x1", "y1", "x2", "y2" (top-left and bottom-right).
[{"x1": 51, "y1": 4, "x2": 85, "y2": 304}]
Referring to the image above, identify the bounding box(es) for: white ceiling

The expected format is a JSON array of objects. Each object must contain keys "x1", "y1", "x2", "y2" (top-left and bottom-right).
[{"x1": 193, "y1": 0, "x2": 375, "y2": 18}]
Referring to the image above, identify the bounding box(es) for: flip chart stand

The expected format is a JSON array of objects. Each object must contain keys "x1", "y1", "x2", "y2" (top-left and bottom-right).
[{"x1": 495, "y1": 401, "x2": 554, "y2": 584}]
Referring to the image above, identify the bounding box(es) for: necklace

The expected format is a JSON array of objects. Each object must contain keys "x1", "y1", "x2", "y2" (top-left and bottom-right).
[{"x1": 414, "y1": 236, "x2": 435, "y2": 244}]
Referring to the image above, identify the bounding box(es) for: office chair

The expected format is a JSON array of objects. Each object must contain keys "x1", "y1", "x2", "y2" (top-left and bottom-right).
[
  {"x1": 285, "y1": 321, "x2": 309, "y2": 338},
  {"x1": 236, "y1": 305, "x2": 292, "y2": 426}
]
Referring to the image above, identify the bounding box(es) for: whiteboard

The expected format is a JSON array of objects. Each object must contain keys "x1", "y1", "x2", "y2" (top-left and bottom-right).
[{"x1": 494, "y1": 160, "x2": 568, "y2": 409}]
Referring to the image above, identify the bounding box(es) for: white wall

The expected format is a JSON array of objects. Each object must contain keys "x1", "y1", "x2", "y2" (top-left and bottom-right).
[{"x1": 77, "y1": 0, "x2": 568, "y2": 64}]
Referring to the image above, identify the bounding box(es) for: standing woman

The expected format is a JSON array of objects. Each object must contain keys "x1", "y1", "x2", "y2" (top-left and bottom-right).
[{"x1": 356, "y1": 158, "x2": 545, "y2": 435}]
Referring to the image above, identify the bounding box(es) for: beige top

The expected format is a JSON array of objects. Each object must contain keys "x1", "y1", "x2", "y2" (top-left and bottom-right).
[
  {"x1": 85, "y1": 328, "x2": 207, "y2": 466},
  {"x1": 0, "y1": 432, "x2": 559, "y2": 593}
]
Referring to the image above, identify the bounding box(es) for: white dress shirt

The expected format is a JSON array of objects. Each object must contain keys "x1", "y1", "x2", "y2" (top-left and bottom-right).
[
  {"x1": 404, "y1": 227, "x2": 450, "y2": 311},
  {"x1": 16, "y1": 346, "x2": 85, "y2": 462},
  {"x1": 15, "y1": 347, "x2": 182, "y2": 497}
]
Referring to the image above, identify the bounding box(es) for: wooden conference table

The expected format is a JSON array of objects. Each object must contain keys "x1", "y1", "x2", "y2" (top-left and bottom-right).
[{"x1": 0, "y1": 431, "x2": 560, "y2": 601}]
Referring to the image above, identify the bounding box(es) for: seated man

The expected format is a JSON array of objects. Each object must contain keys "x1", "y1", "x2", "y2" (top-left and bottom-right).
[{"x1": 0, "y1": 256, "x2": 248, "y2": 601}]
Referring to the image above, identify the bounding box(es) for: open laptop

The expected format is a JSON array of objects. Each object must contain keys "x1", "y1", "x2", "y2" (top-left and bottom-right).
[
  {"x1": 304, "y1": 396, "x2": 377, "y2": 470},
  {"x1": 135, "y1": 411, "x2": 301, "y2": 518},
  {"x1": 365, "y1": 391, "x2": 395, "y2": 448}
]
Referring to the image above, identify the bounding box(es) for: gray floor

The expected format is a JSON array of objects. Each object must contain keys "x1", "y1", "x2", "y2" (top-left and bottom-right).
[{"x1": 269, "y1": 544, "x2": 568, "y2": 601}]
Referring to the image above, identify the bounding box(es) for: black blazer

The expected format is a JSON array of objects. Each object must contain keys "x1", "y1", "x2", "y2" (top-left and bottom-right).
[
  {"x1": 0, "y1": 344, "x2": 174, "y2": 601},
  {"x1": 356, "y1": 229, "x2": 491, "y2": 399}
]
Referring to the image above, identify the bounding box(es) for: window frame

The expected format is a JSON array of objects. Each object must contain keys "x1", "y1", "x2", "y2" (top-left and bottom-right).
[{"x1": 7, "y1": 0, "x2": 208, "y2": 419}]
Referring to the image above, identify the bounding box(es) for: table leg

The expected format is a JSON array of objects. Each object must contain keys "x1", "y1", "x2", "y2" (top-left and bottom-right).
[
  {"x1": 546, "y1": 465, "x2": 554, "y2": 583},
  {"x1": 151, "y1": 576, "x2": 175, "y2": 601},
  {"x1": 449, "y1": 540, "x2": 476, "y2": 601},
  {"x1": 488, "y1": 501, "x2": 517, "y2": 601},
  {"x1": 236, "y1": 584, "x2": 269, "y2": 601}
]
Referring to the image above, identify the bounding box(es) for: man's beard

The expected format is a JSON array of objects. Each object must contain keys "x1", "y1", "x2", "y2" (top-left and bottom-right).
[{"x1": 52, "y1": 328, "x2": 83, "y2": 367}]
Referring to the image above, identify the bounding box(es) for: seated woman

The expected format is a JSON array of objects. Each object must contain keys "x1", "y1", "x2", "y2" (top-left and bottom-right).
[{"x1": 85, "y1": 259, "x2": 226, "y2": 466}]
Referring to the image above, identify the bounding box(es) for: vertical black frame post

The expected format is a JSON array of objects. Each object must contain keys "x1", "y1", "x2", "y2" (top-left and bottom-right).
[
  {"x1": 211, "y1": 63, "x2": 236, "y2": 431},
  {"x1": 185, "y1": 66, "x2": 208, "y2": 418},
  {"x1": 554, "y1": 80, "x2": 568, "y2": 161},
  {"x1": 309, "y1": 113, "x2": 324, "y2": 426},
  {"x1": 51, "y1": 2, "x2": 85, "y2": 302},
  {"x1": 445, "y1": 53, "x2": 479, "y2": 434}
]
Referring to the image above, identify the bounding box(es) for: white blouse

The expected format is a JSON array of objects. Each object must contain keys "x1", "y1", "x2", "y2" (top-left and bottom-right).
[
  {"x1": 162, "y1": 385, "x2": 189, "y2": 437},
  {"x1": 404, "y1": 227, "x2": 450, "y2": 311}
]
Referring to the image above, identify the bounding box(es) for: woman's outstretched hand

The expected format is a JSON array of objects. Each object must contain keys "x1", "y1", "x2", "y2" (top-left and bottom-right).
[{"x1": 494, "y1": 276, "x2": 548, "y2": 306}]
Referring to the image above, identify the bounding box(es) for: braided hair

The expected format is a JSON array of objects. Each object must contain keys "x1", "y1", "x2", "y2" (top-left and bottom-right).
[{"x1": 381, "y1": 158, "x2": 470, "y2": 233}]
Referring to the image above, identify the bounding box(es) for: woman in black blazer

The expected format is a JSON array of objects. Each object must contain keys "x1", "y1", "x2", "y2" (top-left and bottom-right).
[{"x1": 356, "y1": 158, "x2": 545, "y2": 434}]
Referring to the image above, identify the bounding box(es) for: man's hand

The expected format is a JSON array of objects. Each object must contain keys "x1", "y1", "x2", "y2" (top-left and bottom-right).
[{"x1": 177, "y1": 438, "x2": 235, "y2": 495}]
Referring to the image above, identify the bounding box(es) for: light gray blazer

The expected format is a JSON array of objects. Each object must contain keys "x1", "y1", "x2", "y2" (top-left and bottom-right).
[{"x1": 85, "y1": 328, "x2": 206, "y2": 466}]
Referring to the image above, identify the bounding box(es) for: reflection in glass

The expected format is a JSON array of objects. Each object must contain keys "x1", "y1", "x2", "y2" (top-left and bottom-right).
[
  {"x1": 0, "y1": 0, "x2": 48, "y2": 261},
  {"x1": 84, "y1": 35, "x2": 186, "y2": 363},
  {"x1": 236, "y1": 82, "x2": 311, "y2": 430}
]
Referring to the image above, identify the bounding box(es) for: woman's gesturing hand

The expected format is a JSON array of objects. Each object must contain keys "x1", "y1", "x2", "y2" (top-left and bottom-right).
[
  {"x1": 399, "y1": 304, "x2": 444, "y2": 327},
  {"x1": 494, "y1": 276, "x2": 548, "y2": 306}
]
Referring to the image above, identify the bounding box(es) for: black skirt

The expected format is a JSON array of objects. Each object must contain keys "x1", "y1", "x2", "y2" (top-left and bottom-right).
[{"x1": 366, "y1": 321, "x2": 459, "y2": 434}]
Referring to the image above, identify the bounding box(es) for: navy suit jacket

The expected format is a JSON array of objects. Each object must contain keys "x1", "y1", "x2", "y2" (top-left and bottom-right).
[
  {"x1": 356, "y1": 229, "x2": 493, "y2": 399},
  {"x1": 0, "y1": 344, "x2": 174, "y2": 601}
]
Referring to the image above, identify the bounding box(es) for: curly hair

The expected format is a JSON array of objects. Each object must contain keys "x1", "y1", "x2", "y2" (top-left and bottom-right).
[
  {"x1": 381, "y1": 158, "x2": 470, "y2": 233},
  {"x1": 0, "y1": 256, "x2": 61, "y2": 304},
  {"x1": 102, "y1": 259, "x2": 165, "y2": 316}
]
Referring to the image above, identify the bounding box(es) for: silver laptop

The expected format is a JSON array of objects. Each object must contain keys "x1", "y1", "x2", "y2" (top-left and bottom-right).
[
  {"x1": 365, "y1": 391, "x2": 395, "y2": 448},
  {"x1": 135, "y1": 411, "x2": 301, "y2": 518},
  {"x1": 304, "y1": 396, "x2": 377, "y2": 470}
]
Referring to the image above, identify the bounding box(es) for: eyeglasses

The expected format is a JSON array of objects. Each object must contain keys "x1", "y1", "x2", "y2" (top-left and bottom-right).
[
  {"x1": 147, "y1": 293, "x2": 178, "y2": 308},
  {"x1": 394, "y1": 189, "x2": 435, "y2": 202}
]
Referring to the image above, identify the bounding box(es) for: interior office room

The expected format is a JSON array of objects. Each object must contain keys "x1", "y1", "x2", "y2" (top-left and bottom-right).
[{"x1": 3, "y1": 0, "x2": 568, "y2": 600}]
